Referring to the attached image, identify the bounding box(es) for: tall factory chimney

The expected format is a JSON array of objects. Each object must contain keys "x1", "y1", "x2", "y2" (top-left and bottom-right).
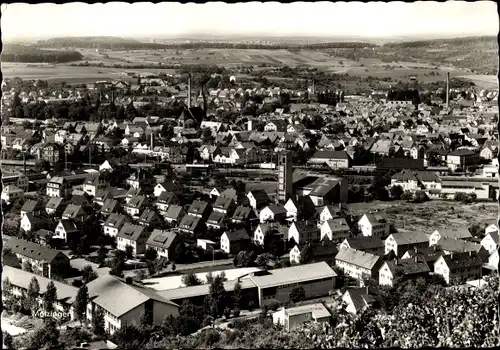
[
  {"x1": 150, "y1": 133, "x2": 154, "y2": 150},
  {"x1": 446, "y1": 72, "x2": 450, "y2": 109},
  {"x1": 188, "y1": 73, "x2": 192, "y2": 109}
]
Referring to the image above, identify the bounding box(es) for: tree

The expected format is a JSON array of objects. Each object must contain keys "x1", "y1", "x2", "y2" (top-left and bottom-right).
[
  {"x1": 97, "y1": 246, "x2": 108, "y2": 266},
  {"x1": 82, "y1": 265, "x2": 98, "y2": 284},
  {"x1": 27, "y1": 277, "x2": 40, "y2": 314},
  {"x1": 233, "y1": 281, "x2": 242, "y2": 309},
  {"x1": 111, "y1": 324, "x2": 143, "y2": 349},
  {"x1": 208, "y1": 274, "x2": 227, "y2": 319},
  {"x1": 401, "y1": 191, "x2": 414, "y2": 201},
  {"x1": 299, "y1": 244, "x2": 315, "y2": 264},
  {"x1": 290, "y1": 286, "x2": 306, "y2": 303},
  {"x1": 125, "y1": 245, "x2": 134, "y2": 260},
  {"x1": 29, "y1": 318, "x2": 60, "y2": 349},
  {"x1": 390, "y1": 185, "x2": 404, "y2": 200},
  {"x1": 206, "y1": 272, "x2": 214, "y2": 284},
  {"x1": 3, "y1": 277, "x2": 13, "y2": 300},
  {"x1": 414, "y1": 190, "x2": 428, "y2": 203},
  {"x1": 92, "y1": 308, "x2": 105, "y2": 336},
  {"x1": 144, "y1": 247, "x2": 158, "y2": 261},
  {"x1": 139, "y1": 310, "x2": 153, "y2": 330},
  {"x1": 110, "y1": 250, "x2": 126, "y2": 277},
  {"x1": 3, "y1": 332, "x2": 13, "y2": 349},
  {"x1": 23, "y1": 260, "x2": 33, "y2": 273},
  {"x1": 75, "y1": 285, "x2": 89, "y2": 323},
  {"x1": 43, "y1": 281, "x2": 58, "y2": 312},
  {"x1": 182, "y1": 272, "x2": 202, "y2": 286}
]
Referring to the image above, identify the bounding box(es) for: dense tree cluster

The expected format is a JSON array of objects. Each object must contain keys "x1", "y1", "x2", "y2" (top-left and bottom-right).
[{"x1": 2, "y1": 44, "x2": 83, "y2": 63}]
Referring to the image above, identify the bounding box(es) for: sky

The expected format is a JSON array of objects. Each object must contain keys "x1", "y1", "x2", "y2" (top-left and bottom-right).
[{"x1": 1, "y1": 1, "x2": 498, "y2": 41}]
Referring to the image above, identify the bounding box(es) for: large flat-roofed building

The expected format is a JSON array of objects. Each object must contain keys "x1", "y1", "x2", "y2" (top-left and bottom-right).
[{"x1": 248, "y1": 262, "x2": 337, "y2": 307}]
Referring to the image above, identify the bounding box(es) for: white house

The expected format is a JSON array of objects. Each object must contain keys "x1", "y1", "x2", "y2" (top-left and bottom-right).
[
  {"x1": 357, "y1": 213, "x2": 390, "y2": 237},
  {"x1": 1, "y1": 185, "x2": 24, "y2": 204},
  {"x1": 272, "y1": 303, "x2": 331, "y2": 331},
  {"x1": 320, "y1": 218, "x2": 350, "y2": 242},
  {"x1": 481, "y1": 231, "x2": 499, "y2": 254},
  {"x1": 259, "y1": 205, "x2": 287, "y2": 223},
  {"x1": 103, "y1": 214, "x2": 127, "y2": 238}
]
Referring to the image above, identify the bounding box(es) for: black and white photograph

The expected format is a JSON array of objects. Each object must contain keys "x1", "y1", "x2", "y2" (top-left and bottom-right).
[{"x1": 0, "y1": 1, "x2": 499, "y2": 349}]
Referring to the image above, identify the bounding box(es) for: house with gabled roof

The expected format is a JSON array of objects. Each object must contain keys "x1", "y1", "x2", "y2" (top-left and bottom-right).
[
  {"x1": 164, "y1": 205, "x2": 186, "y2": 224},
  {"x1": 104, "y1": 213, "x2": 128, "y2": 238},
  {"x1": 62, "y1": 204, "x2": 86, "y2": 222},
  {"x1": 385, "y1": 231, "x2": 429, "y2": 257},
  {"x1": 86, "y1": 274, "x2": 179, "y2": 335},
  {"x1": 259, "y1": 204, "x2": 287, "y2": 223},
  {"x1": 213, "y1": 196, "x2": 237, "y2": 216},
  {"x1": 187, "y1": 200, "x2": 212, "y2": 219},
  {"x1": 432, "y1": 237, "x2": 488, "y2": 258},
  {"x1": 231, "y1": 206, "x2": 257, "y2": 225},
  {"x1": 288, "y1": 220, "x2": 320, "y2": 245},
  {"x1": 221, "y1": 229, "x2": 251, "y2": 255},
  {"x1": 247, "y1": 190, "x2": 270, "y2": 211},
  {"x1": 145, "y1": 229, "x2": 180, "y2": 261},
  {"x1": 45, "y1": 197, "x2": 64, "y2": 216},
  {"x1": 138, "y1": 209, "x2": 164, "y2": 229},
  {"x1": 429, "y1": 227, "x2": 473, "y2": 246},
  {"x1": 335, "y1": 248, "x2": 383, "y2": 284},
  {"x1": 101, "y1": 198, "x2": 121, "y2": 216},
  {"x1": 320, "y1": 218, "x2": 350, "y2": 242},
  {"x1": 83, "y1": 173, "x2": 108, "y2": 197},
  {"x1": 155, "y1": 191, "x2": 180, "y2": 214},
  {"x1": 434, "y1": 251, "x2": 484, "y2": 284},
  {"x1": 206, "y1": 211, "x2": 227, "y2": 230},
  {"x1": 272, "y1": 302, "x2": 331, "y2": 331},
  {"x1": 124, "y1": 195, "x2": 146, "y2": 217},
  {"x1": 342, "y1": 287, "x2": 376, "y2": 315},
  {"x1": 308, "y1": 151, "x2": 351, "y2": 169},
  {"x1": 357, "y1": 213, "x2": 390, "y2": 238},
  {"x1": 5, "y1": 237, "x2": 70, "y2": 278},
  {"x1": 481, "y1": 230, "x2": 499, "y2": 254},
  {"x1": 117, "y1": 223, "x2": 149, "y2": 256},
  {"x1": 178, "y1": 215, "x2": 206, "y2": 238},
  {"x1": 20, "y1": 213, "x2": 45, "y2": 233},
  {"x1": 20, "y1": 199, "x2": 43, "y2": 218},
  {"x1": 340, "y1": 236, "x2": 385, "y2": 256},
  {"x1": 54, "y1": 219, "x2": 80, "y2": 242},
  {"x1": 288, "y1": 240, "x2": 338, "y2": 266},
  {"x1": 401, "y1": 246, "x2": 443, "y2": 271},
  {"x1": 379, "y1": 258, "x2": 431, "y2": 287},
  {"x1": 219, "y1": 188, "x2": 238, "y2": 202}
]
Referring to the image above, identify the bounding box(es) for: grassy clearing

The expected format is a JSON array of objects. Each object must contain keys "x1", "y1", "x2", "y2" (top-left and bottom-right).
[{"x1": 349, "y1": 200, "x2": 498, "y2": 233}]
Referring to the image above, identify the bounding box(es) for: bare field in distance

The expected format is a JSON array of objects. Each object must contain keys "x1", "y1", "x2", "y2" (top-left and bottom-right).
[
  {"x1": 2, "y1": 47, "x2": 496, "y2": 89},
  {"x1": 349, "y1": 200, "x2": 498, "y2": 233}
]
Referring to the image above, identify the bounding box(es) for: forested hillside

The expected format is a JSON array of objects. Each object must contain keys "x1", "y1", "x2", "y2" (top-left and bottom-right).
[{"x1": 2, "y1": 44, "x2": 83, "y2": 63}]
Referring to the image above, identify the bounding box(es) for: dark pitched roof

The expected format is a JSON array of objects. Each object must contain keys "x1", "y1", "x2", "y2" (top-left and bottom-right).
[
  {"x1": 225, "y1": 229, "x2": 250, "y2": 242},
  {"x1": 6, "y1": 237, "x2": 67, "y2": 263},
  {"x1": 164, "y1": 205, "x2": 184, "y2": 220},
  {"x1": 21, "y1": 199, "x2": 42, "y2": 213},
  {"x1": 440, "y1": 251, "x2": 484, "y2": 270},
  {"x1": 248, "y1": 190, "x2": 270, "y2": 203},
  {"x1": 385, "y1": 258, "x2": 430, "y2": 276},
  {"x1": 104, "y1": 213, "x2": 127, "y2": 228},
  {"x1": 146, "y1": 229, "x2": 178, "y2": 249},
  {"x1": 188, "y1": 200, "x2": 210, "y2": 215},
  {"x1": 343, "y1": 236, "x2": 384, "y2": 250},
  {"x1": 376, "y1": 158, "x2": 425, "y2": 170},
  {"x1": 207, "y1": 211, "x2": 226, "y2": 225},
  {"x1": 117, "y1": 223, "x2": 146, "y2": 241},
  {"x1": 311, "y1": 150, "x2": 350, "y2": 160},
  {"x1": 232, "y1": 206, "x2": 253, "y2": 221},
  {"x1": 179, "y1": 215, "x2": 204, "y2": 231},
  {"x1": 214, "y1": 196, "x2": 234, "y2": 210}
]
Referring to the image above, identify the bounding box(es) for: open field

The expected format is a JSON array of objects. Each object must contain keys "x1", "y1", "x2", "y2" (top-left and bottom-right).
[
  {"x1": 2, "y1": 46, "x2": 496, "y2": 89},
  {"x1": 349, "y1": 200, "x2": 498, "y2": 233},
  {"x1": 1, "y1": 62, "x2": 175, "y2": 83}
]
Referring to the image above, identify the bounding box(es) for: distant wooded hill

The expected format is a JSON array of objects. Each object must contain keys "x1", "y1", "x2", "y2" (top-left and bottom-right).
[
  {"x1": 383, "y1": 36, "x2": 497, "y2": 49},
  {"x1": 34, "y1": 36, "x2": 378, "y2": 50},
  {"x1": 2, "y1": 44, "x2": 83, "y2": 63}
]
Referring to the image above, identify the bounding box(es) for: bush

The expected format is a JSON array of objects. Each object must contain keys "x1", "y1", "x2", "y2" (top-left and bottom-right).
[
  {"x1": 197, "y1": 329, "x2": 221, "y2": 348},
  {"x1": 401, "y1": 191, "x2": 414, "y2": 201},
  {"x1": 232, "y1": 308, "x2": 241, "y2": 318},
  {"x1": 224, "y1": 307, "x2": 231, "y2": 319},
  {"x1": 268, "y1": 300, "x2": 281, "y2": 311},
  {"x1": 248, "y1": 301, "x2": 256, "y2": 312}
]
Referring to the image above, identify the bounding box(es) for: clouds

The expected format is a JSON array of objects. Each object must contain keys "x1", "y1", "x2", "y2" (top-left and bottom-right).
[{"x1": 2, "y1": 1, "x2": 498, "y2": 40}]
